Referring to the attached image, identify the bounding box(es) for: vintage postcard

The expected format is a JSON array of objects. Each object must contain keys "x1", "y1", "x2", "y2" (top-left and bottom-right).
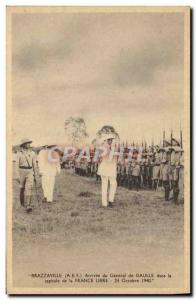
[{"x1": 6, "y1": 6, "x2": 190, "y2": 294}]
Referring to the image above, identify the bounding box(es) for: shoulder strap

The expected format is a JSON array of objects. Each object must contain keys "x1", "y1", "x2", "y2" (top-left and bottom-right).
[{"x1": 23, "y1": 152, "x2": 32, "y2": 167}]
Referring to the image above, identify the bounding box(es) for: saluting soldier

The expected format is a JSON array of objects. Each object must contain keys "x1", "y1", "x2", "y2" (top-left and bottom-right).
[{"x1": 15, "y1": 138, "x2": 38, "y2": 212}]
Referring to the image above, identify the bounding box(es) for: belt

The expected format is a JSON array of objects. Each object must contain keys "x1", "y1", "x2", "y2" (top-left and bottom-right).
[{"x1": 19, "y1": 166, "x2": 32, "y2": 169}]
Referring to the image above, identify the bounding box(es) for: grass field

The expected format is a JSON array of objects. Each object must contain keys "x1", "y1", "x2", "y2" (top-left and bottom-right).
[{"x1": 12, "y1": 169, "x2": 184, "y2": 289}]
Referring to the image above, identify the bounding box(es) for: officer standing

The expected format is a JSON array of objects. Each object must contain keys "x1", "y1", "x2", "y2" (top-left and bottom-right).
[
  {"x1": 160, "y1": 159, "x2": 171, "y2": 201},
  {"x1": 38, "y1": 145, "x2": 61, "y2": 203},
  {"x1": 15, "y1": 138, "x2": 38, "y2": 213},
  {"x1": 97, "y1": 134, "x2": 118, "y2": 208}
]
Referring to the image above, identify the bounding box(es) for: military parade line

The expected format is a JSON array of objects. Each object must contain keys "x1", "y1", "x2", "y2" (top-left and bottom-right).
[
  {"x1": 13, "y1": 134, "x2": 184, "y2": 213},
  {"x1": 63, "y1": 142, "x2": 184, "y2": 205}
]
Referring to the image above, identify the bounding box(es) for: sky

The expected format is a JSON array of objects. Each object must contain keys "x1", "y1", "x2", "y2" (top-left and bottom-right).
[{"x1": 11, "y1": 11, "x2": 184, "y2": 146}]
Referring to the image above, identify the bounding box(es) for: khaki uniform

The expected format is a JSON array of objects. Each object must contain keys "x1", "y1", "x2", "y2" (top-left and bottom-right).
[
  {"x1": 171, "y1": 165, "x2": 180, "y2": 203},
  {"x1": 160, "y1": 163, "x2": 171, "y2": 201},
  {"x1": 152, "y1": 165, "x2": 160, "y2": 180},
  {"x1": 178, "y1": 166, "x2": 184, "y2": 202},
  {"x1": 132, "y1": 163, "x2": 140, "y2": 191},
  {"x1": 15, "y1": 149, "x2": 37, "y2": 208}
]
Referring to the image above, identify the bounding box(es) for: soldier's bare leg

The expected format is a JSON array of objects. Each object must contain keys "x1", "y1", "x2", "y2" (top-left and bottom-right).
[
  {"x1": 136, "y1": 177, "x2": 139, "y2": 191},
  {"x1": 173, "y1": 181, "x2": 179, "y2": 204},
  {"x1": 163, "y1": 181, "x2": 170, "y2": 201}
]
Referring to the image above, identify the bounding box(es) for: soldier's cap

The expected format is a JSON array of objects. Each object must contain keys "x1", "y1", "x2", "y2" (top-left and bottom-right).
[{"x1": 20, "y1": 138, "x2": 32, "y2": 146}]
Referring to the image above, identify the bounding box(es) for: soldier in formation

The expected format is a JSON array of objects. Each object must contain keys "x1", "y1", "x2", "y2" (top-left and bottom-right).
[{"x1": 69, "y1": 145, "x2": 184, "y2": 204}]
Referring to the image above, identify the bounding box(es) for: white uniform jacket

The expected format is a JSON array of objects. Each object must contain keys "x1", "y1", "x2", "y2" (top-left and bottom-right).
[{"x1": 38, "y1": 149, "x2": 61, "y2": 176}]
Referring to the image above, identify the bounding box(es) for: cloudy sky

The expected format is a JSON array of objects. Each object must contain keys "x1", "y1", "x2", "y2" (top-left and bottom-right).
[{"x1": 12, "y1": 11, "x2": 184, "y2": 146}]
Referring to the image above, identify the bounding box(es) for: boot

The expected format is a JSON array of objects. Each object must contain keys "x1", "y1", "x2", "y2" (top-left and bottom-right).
[
  {"x1": 42, "y1": 197, "x2": 47, "y2": 203},
  {"x1": 108, "y1": 201, "x2": 113, "y2": 208},
  {"x1": 24, "y1": 196, "x2": 32, "y2": 212},
  {"x1": 26, "y1": 206, "x2": 32, "y2": 213}
]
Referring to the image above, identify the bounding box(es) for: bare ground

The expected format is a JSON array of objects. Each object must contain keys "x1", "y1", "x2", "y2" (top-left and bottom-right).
[{"x1": 12, "y1": 169, "x2": 184, "y2": 289}]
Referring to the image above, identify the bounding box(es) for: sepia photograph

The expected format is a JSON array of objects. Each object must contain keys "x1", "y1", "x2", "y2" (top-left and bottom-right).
[{"x1": 6, "y1": 6, "x2": 190, "y2": 294}]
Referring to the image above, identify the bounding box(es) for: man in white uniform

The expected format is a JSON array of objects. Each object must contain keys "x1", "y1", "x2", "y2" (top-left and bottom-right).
[
  {"x1": 38, "y1": 145, "x2": 61, "y2": 203},
  {"x1": 97, "y1": 134, "x2": 118, "y2": 208}
]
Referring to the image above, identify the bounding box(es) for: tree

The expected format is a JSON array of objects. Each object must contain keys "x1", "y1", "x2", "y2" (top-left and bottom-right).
[{"x1": 64, "y1": 117, "x2": 88, "y2": 146}]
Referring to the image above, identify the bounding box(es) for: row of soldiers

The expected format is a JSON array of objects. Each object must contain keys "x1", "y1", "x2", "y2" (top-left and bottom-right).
[
  {"x1": 62, "y1": 146, "x2": 184, "y2": 204},
  {"x1": 13, "y1": 139, "x2": 184, "y2": 212}
]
